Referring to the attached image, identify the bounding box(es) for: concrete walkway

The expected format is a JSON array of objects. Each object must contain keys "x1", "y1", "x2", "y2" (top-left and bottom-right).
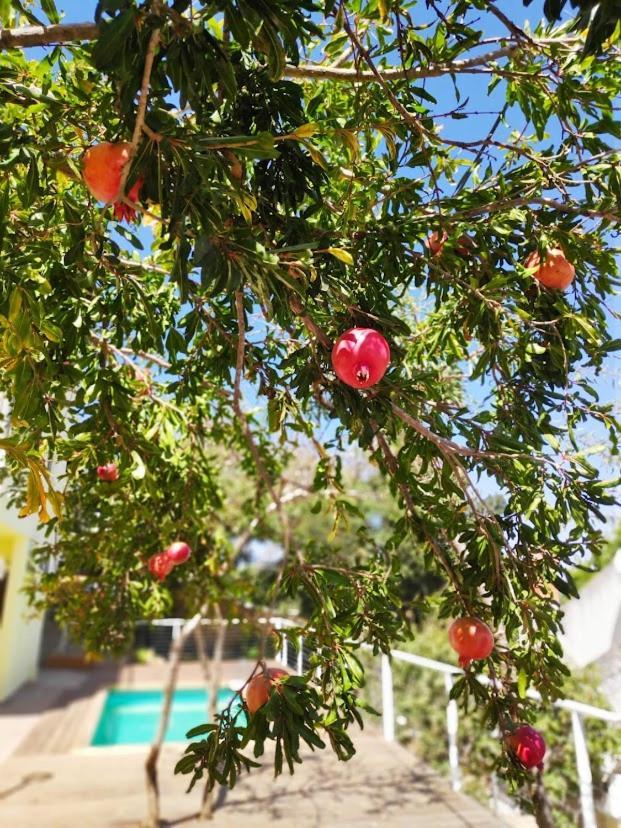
[
  {"x1": 0, "y1": 662, "x2": 520, "y2": 827},
  {"x1": 0, "y1": 734, "x2": 508, "y2": 827}
]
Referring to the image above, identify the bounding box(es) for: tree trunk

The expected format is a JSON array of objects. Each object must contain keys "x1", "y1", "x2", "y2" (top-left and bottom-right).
[
  {"x1": 199, "y1": 609, "x2": 226, "y2": 821},
  {"x1": 532, "y1": 768, "x2": 555, "y2": 828},
  {"x1": 143, "y1": 610, "x2": 207, "y2": 828},
  {"x1": 194, "y1": 620, "x2": 210, "y2": 679}
]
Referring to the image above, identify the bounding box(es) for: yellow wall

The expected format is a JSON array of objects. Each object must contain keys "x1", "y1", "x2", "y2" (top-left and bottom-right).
[{"x1": 0, "y1": 513, "x2": 43, "y2": 702}]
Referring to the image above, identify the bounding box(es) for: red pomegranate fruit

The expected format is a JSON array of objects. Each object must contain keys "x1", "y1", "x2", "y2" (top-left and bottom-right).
[
  {"x1": 448, "y1": 617, "x2": 494, "y2": 668},
  {"x1": 82, "y1": 142, "x2": 132, "y2": 203},
  {"x1": 242, "y1": 668, "x2": 289, "y2": 714},
  {"x1": 524, "y1": 248, "x2": 575, "y2": 290},
  {"x1": 506, "y1": 725, "x2": 547, "y2": 770},
  {"x1": 97, "y1": 463, "x2": 119, "y2": 482},
  {"x1": 165, "y1": 541, "x2": 192, "y2": 565},
  {"x1": 331, "y1": 328, "x2": 391, "y2": 389},
  {"x1": 148, "y1": 552, "x2": 174, "y2": 582},
  {"x1": 113, "y1": 177, "x2": 143, "y2": 223}
]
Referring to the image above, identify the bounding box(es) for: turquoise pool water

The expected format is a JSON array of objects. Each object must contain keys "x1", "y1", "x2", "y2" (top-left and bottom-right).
[{"x1": 91, "y1": 687, "x2": 236, "y2": 746}]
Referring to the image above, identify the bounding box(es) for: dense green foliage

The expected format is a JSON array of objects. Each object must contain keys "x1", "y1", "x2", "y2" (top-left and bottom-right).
[
  {"x1": 525, "y1": 0, "x2": 621, "y2": 54},
  {"x1": 1, "y1": 0, "x2": 621, "y2": 819}
]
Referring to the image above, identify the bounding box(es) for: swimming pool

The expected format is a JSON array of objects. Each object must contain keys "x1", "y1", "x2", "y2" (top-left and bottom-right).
[{"x1": 91, "y1": 687, "x2": 237, "y2": 746}]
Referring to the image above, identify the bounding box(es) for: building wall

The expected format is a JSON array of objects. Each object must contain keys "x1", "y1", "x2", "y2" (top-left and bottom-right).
[
  {"x1": 561, "y1": 551, "x2": 621, "y2": 669},
  {"x1": 0, "y1": 502, "x2": 43, "y2": 702}
]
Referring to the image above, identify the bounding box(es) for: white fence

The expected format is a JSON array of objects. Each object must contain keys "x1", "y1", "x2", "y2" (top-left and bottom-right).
[{"x1": 143, "y1": 617, "x2": 620, "y2": 827}]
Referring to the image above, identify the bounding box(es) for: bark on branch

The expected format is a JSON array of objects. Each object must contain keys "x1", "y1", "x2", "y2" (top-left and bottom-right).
[
  {"x1": 144, "y1": 608, "x2": 206, "y2": 828},
  {"x1": 0, "y1": 21, "x2": 517, "y2": 83},
  {"x1": 0, "y1": 22, "x2": 99, "y2": 49}
]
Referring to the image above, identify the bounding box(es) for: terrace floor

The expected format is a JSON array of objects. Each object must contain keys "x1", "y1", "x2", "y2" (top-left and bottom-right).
[{"x1": 0, "y1": 662, "x2": 530, "y2": 827}]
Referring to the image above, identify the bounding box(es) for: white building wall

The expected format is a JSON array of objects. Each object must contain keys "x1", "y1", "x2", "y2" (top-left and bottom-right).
[
  {"x1": 0, "y1": 498, "x2": 44, "y2": 702},
  {"x1": 561, "y1": 551, "x2": 621, "y2": 669}
]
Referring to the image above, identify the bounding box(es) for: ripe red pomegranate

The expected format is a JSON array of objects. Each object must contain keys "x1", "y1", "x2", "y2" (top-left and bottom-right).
[
  {"x1": 82, "y1": 142, "x2": 132, "y2": 203},
  {"x1": 506, "y1": 725, "x2": 547, "y2": 770},
  {"x1": 148, "y1": 552, "x2": 174, "y2": 582},
  {"x1": 97, "y1": 463, "x2": 119, "y2": 482},
  {"x1": 524, "y1": 248, "x2": 575, "y2": 290},
  {"x1": 448, "y1": 617, "x2": 494, "y2": 668},
  {"x1": 331, "y1": 328, "x2": 391, "y2": 389},
  {"x1": 242, "y1": 668, "x2": 289, "y2": 714},
  {"x1": 165, "y1": 541, "x2": 192, "y2": 565},
  {"x1": 113, "y1": 177, "x2": 143, "y2": 223}
]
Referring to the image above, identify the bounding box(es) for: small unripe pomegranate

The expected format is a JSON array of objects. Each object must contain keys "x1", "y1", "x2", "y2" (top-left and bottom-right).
[
  {"x1": 425, "y1": 231, "x2": 473, "y2": 258},
  {"x1": 454, "y1": 234, "x2": 475, "y2": 257},
  {"x1": 97, "y1": 463, "x2": 119, "y2": 482},
  {"x1": 448, "y1": 617, "x2": 494, "y2": 668},
  {"x1": 243, "y1": 668, "x2": 289, "y2": 714},
  {"x1": 524, "y1": 248, "x2": 575, "y2": 290},
  {"x1": 83, "y1": 142, "x2": 132, "y2": 203},
  {"x1": 506, "y1": 725, "x2": 547, "y2": 770},
  {"x1": 165, "y1": 541, "x2": 192, "y2": 565},
  {"x1": 148, "y1": 552, "x2": 174, "y2": 582},
  {"x1": 113, "y1": 177, "x2": 143, "y2": 223},
  {"x1": 331, "y1": 327, "x2": 391, "y2": 389},
  {"x1": 425, "y1": 230, "x2": 448, "y2": 256}
]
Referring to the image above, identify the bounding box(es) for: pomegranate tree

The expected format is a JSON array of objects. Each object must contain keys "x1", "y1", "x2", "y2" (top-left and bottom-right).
[
  {"x1": 448, "y1": 617, "x2": 494, "y2": 668},
  {"x1": 331, "y1": 327, "x2": 390, "y2": 389}
]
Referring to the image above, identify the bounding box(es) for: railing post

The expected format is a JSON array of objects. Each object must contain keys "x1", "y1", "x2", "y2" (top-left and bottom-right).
[
  {"x1": 297, "y1": 635, "x2": 304, "y2": 674},
  {"x1": 170, "y1": 618, "x2": 182, "y2": 660},
  {"x1": 444, "y1": 673, "x2": 461, "y2": 792},
  {"x1": 273, "y1": 619, "x2": 283, "y2": 664},
  {"x1": 381, "y1": 654, "x2": 395, "y2": 742},
  {"x1": 571, "y1": 710, "x2": 597, "y2": 828},
  {"x1": 282, "y1": 631, "x2": 288, "y2": 667}
]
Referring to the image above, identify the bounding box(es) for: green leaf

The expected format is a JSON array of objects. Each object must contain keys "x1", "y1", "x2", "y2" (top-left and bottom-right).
[
  {"x1": 40, "y1": 0, "x2": 60, "y2": 24},
  {"x1": 130, "y1": 451, "x2": 146, "y2": 480},
  {"x1": 186, "y1": 723, "x2": 218, "y2": 738},
  {"x1": 40, "y1": 321, "x2": 63, "y2": 343}
]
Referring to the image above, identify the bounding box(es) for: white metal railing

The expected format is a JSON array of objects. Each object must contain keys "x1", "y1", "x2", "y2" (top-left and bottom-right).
[
  {"x1": 275, "y1": 622, "x2": 620, "y2": 828},
  {"x1": 141, "y1": 617, "x2": 620, "y2": 827}
]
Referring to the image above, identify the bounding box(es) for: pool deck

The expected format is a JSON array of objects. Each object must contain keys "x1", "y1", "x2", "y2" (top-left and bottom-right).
[{"x1": 0, "y1": 662, "x2": 533, "y2": 827}]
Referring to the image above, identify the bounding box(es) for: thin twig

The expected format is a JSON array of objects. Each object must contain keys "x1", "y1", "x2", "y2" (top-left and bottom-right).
[
  {"x1": 118, "y1": 25, "x2": 161, "y2": 198},
  {"x1": 233, "y1": 291, "x2": 245, "y2": 411},
  {"x1": 340, "y1": 7, "x2": 424, "y2": 138}
]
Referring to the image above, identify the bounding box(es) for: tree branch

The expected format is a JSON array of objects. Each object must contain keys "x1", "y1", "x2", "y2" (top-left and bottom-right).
[
  {"x1": 0, "y1": 21, "x2": 517, "y2": 83},
  {"x1": 118, "y1": 25, "x2": 161, "y2": 199},
  {"x1": 455, "y1": 195, "x2": 620, "y2": 224},
  {"x1": 0, "y1": 22, "x2": 99, "y2": 49}
]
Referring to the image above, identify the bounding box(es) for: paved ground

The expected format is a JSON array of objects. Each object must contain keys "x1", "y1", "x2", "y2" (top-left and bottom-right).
[
  {"x1": 0, "y1": 734, "x2": 512, "y2": 827},
  {"x1": 0, "y1": 662, "x2": 529, "y2": 827}
]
